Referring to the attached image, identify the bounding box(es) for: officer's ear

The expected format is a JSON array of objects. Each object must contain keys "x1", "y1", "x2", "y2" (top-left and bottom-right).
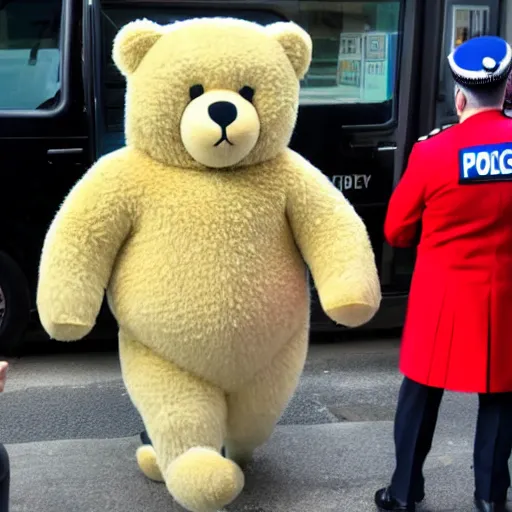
[{"x1": 455, "y1": 87, "x2": 467, "y2": 116}]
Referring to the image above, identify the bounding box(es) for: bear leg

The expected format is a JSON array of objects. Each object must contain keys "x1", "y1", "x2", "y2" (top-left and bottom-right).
[
  {"x1": 119, "y1": 337, "x2": 244, "y2": 512},
  {"x1": 225, "y1": 323, "x2": 309, "y2": 467}
]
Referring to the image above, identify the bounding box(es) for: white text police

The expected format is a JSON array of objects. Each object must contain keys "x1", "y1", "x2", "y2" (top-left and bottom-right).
[{"x1": 460, "y1": 143, "x2": 512, "y2": 182}]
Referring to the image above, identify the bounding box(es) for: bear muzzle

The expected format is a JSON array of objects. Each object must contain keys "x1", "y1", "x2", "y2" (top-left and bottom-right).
[{"x1": 180, "y1": 89, "x2": 260, "y2": 169}]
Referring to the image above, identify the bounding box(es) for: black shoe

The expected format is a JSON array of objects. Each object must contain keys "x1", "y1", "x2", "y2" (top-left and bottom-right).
[
  {"x1": 474, "y1": 498, "x2": 509, "y2": 512},
  {"x1": 375, "y1": 487, "x2": 420, "y2": 511},
  {"x1": 140, "y1": 430, "x2": 152, "y2": 445},
  {"x1": 140, "y1": 430, "x2": 227, "y2": 457}
]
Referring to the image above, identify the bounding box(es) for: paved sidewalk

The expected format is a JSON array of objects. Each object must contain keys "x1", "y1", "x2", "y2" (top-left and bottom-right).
[
  {"x1": 4, "y1": 339, "x2": 512, "y2": 512},
  {"x1": 8, "y1": 420, "x2": 512, "y2": 512}
]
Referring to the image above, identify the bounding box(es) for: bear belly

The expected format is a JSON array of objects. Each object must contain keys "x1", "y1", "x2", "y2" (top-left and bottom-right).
[{"x1": 107, "y1": 230, "x2": 310, "y2": 391}]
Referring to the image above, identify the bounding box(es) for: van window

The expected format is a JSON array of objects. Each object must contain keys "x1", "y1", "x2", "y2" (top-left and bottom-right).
[
  {"x1": 435, "y1": 1, "x2": 498, "y2": 126},
  {"x1": 295, "y1": 1, "x2": 401, "y2": 106},
  {"x1": 0, "y1": 0, "x2": 62, "y2": 111},
  {"x1": 98, "y1": 0, "x2": 402, "y2": 155},
  {"x1": 101, "y1": 1, "x2": 400, "y2": 107}
]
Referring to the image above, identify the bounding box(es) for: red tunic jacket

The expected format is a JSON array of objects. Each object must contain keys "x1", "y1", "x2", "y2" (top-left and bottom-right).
[{"x1": 385, "y1": 110, "x2": 512, "y2": 393}]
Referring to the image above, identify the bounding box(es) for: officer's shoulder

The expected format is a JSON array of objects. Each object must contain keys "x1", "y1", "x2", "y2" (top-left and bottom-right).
[{"x1": 417, "y1": 123, "x2": 457, "y2": 142}]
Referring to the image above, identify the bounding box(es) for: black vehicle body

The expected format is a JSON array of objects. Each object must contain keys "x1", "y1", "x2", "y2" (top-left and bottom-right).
[{"x1": 0, "y1": 0, "x2": 509, "y2": 352}]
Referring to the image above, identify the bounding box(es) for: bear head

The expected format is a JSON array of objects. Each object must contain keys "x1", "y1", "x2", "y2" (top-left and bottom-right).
[{"x1": 112, "y1": 17, "x2": 312, "y2": 170}]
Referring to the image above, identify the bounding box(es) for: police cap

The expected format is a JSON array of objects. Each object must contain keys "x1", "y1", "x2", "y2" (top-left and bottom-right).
[{"x1": 448, "y1": 36, "x2": 512, "y2": 87}]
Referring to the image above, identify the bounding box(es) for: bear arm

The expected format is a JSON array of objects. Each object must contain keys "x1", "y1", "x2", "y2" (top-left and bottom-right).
[
  {"x1": 285, "y1": 154, "x2": 381, "y2": 327},
  {"x1": 36, "y1": 157, "x2": 133, "y2": 341}
]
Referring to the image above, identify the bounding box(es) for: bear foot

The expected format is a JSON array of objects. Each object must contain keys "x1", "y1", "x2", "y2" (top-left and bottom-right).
[
  {"x1": 136, "y1": 445, "x2": 164, "y2": 482},
  {"x1": 166, "y1": 447, "x2": 244, "y2": 512}
]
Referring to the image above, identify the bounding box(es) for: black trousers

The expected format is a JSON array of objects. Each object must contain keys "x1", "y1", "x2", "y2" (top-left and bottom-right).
[
  {"x1": 390, "y1": 377, "x2": 512, "y2": 504},
  {"x1": 0, "y1": 444, "x2": 9, "y2": 512}
]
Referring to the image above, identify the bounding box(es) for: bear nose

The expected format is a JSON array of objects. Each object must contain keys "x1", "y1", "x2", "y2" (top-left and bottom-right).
[{"x1": 208, "y1": 101, "x2": 238, "y2": 128}]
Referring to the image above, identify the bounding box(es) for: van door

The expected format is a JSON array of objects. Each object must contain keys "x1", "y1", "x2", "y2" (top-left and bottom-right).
[
  {"x1": 91, "y1": 0, "x2": 435, "y2": 332},
  {"x1": 90, "y1": 0, "x2": 421, "y2": 331},
  {"x1": 0, "y1": 0, "x2": 90, "y2": 348},
  {"x1": 284, "y1": 0, "x2": 422, "y2": 330},
  {"x1": 381, "y1": 0, "x2": 503, "y2": 334}
]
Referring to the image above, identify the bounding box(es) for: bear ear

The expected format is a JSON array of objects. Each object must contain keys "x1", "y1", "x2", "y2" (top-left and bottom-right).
[
  {"x1": 265, "y1": 22, "x2": 312, "y2": 80},
  {"x1": 112, "y1": 19, "x2": 164, "y2": 76}
]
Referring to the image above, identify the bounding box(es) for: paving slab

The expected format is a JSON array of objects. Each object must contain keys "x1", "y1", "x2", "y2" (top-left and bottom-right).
[{"x1": 7, "y1": 422, "x2": 512, "y2": 512}]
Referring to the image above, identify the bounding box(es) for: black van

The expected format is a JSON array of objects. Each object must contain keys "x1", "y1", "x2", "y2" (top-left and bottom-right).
[{"x1": 0, "y1": 0, "x2": 510, "y2": 354}]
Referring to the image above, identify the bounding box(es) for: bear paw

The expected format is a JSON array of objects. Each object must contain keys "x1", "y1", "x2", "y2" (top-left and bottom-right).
[
  {"x1": 44, "y1": 319, "x2": 94, "y2": 342},
  {"x1": 136, "y1": 445, "x2": 164, "y2": 482},
  {"x1": 325, "y1": 302, "x2": 378, "y2": 328},
  {"x1": 166, "y1": 447, "x2": 244, "y2": 512}
]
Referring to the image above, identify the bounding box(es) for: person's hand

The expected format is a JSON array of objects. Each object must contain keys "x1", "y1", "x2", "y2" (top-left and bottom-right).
[{"x1": 0, "y1": 362, "x2": 8, "y2": 392}]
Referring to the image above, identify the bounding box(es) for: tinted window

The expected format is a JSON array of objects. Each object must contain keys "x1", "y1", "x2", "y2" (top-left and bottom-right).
[
  {"x1": 98, "y1": 0, "x2": 402, "y2": 155},
  {"x1": 101, "y1": 1, "x2": 401, "y2": 106},
  {"x1": 0, "y1": 0, "x2": 62, "y2": 111},
  {"x1": 437, "y1": 3, "x2": 495, "y2": 123},
  {"x1": 294, "y1": 1, "x2": 400, "y2": 106}
]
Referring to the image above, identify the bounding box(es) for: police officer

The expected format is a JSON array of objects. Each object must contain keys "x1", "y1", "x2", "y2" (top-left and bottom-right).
[{"x1": 374, "y1": 36, "x2": 512, "y2": 512}]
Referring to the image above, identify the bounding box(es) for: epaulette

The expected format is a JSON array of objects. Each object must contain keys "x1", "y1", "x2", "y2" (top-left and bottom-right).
[{"x1": 417, "y1": 123, "x2": 455, "y2": 141}]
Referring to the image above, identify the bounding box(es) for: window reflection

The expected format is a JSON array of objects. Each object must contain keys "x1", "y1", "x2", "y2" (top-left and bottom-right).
[
  {"x1": 296, "y1": 1, "x2": 401, "y2": 105},
  {"x1": 99, "y1": 0, "x2": 402, "y2": 155},
  {"x1": 0, "y1": 0, "x2": 62, "y2": 111},
  {"x1": 452, "y1": 6, "x2": 489, "y2": 48},
  {"x1": 101, "y1": 1, "x2": 402, "y2": 109},
  {"x1": 438, "y1": 4, "x2": 493, "y2": 123}
]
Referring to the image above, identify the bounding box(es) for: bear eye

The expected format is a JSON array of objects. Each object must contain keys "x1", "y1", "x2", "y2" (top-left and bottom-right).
[
  {"x1": 189, "y1": 84, "x2": 204, "y2": 100},
  {"x1": 239, "y1": 86, "x2": 255, "y2": 103}
]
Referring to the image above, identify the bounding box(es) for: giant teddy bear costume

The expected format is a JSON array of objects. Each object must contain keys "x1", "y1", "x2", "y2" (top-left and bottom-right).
[{"x1": 36, "y1": 16, "x2": 381, "y2": 512}]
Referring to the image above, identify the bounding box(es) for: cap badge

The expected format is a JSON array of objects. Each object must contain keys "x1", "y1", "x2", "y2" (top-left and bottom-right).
[{"x1": 482, "y1": 56, "x2": 498, "y2": 72}]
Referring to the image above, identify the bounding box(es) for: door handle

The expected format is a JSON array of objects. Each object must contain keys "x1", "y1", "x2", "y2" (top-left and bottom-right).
[
  {"x1": 47, "y1": 148, "x2": 84, "y2": 156},
  {"x1": 377, "y1": 144, "x2": 397, "y2": 152},
  {"x1": 349, "y1": 142, "x2": 397, "y2": 151},
  {"x1": 47, "y1": 148, "x2": 84, "y2": 165}
]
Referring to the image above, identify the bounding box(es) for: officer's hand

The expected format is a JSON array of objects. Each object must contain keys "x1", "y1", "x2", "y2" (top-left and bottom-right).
[{"x1": 0, "y1": 362, "x2": 8, "y2": 392}]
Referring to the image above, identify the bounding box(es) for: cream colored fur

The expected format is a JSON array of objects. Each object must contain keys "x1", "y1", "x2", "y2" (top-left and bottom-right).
[{"x1": 36, "y1": 16, "x2": 381, "y2": 512}]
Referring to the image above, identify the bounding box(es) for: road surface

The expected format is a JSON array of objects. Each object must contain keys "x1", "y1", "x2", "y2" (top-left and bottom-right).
[{"x1": 1, "y1": 336, "x2": 509, "y2": 512}]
